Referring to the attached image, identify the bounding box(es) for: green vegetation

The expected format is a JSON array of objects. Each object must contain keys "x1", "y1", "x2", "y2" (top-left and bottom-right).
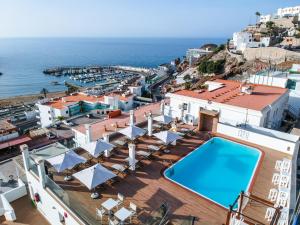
[
  {"x1": 255, "y1": 12, "x2": 261, "y2": 24},
  {"x1": 56, "y1": 116, "x2": 65, "y2": 122},
  {"x1": 183, "y1": 74, "x2": 191, "y2": 81},
  {"x1": 198, "y1": 59, "x2": 225, "y2": 74},
  {"x1": 213, "y1": 44, "x2": 225, "y2": 53},
  {"x1": 40, "y1": 88, "x2": 49, "y2": 98},
  {"x1": 184, "y1": 82, "x2": 192, "y2": 90}
]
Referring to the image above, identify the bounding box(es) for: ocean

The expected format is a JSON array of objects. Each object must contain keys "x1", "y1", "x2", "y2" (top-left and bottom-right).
[{"x1": 0, "y1": 38, "x2": 225, "y2": 98}]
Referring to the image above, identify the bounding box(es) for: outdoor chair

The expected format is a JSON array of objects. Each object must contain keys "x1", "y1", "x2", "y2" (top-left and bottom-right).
[
  {"x1": 116, "y1": 193, "x2": 124, "y2": 209},
  {"x1": 109, "y1": 218, "x2": 120, "y2": 225},
  {"x1": 129, "y1": 202, "x2": 137, "y2": 222},
  {"x1": 96, "y1": 207, "x2": 107, "y2": 222}
]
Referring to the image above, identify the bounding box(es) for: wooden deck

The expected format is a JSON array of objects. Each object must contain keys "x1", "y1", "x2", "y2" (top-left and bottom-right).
[{"x1": 52, "y1": 130, "x2": 291, "y2": 225}]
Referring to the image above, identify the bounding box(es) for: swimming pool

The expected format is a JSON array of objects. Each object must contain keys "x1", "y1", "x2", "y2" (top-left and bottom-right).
[{"x1": 164, "y1": 137, "x2": 261, "y2": 208}]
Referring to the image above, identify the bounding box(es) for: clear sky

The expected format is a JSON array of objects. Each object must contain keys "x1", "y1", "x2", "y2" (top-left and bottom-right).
[{"x1": 0, "y1": 0, "x2": 299, "y2": 38}]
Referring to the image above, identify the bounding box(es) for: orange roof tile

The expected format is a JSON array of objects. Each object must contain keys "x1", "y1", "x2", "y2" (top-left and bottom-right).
[
  {"x1": 44, "y1": 93, "x2": 104, "y2": 110},
  {"x1": 173, "y1": 79, "x2": 288, "y2": 111}
]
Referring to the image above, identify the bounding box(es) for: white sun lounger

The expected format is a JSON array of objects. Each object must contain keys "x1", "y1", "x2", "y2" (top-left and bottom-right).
[
  {"x1": 275, "y1": 160, "x2": 283, "y2": 171},
  {"x1": 279, "y1": 175, "x2": 290, "y2": 189},
  {"x1": 111, "y1": 164, "x2": 128, "y2": 173},
  {"x1": 268, "y1": 188, "x2": 278, "y2": 202},
  {"x1": 137, "y1": 150, "x2": 151, "y2": 158},
  {"x1": 148, "y1": 145, "x2": 160, "y2": 152},
  {"x1": 272, "y1": 173, "x2": 280, "y2": 185},
  {"x1": 281, "y1": 159, "x2": 291, "y2": 174},
  {"x1": 276, "y1": 189, "x2": 289, "y2": 207},
  {"x1": 265, "y1": 207, "x2": 275, "y2": 222}
]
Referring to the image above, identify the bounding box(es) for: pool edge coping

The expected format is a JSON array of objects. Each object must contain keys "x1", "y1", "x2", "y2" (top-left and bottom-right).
[{"x1": 161, "y1": 134, "x2": 265, "y2": 211}]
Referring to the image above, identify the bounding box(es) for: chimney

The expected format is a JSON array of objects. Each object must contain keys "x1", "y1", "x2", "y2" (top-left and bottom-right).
[
  {"x1": 85, "y1": 124, "x2": 92, "y2": 143},
  {"x1": 103, "y1": 133, "x2": 111, "y2": 157}
]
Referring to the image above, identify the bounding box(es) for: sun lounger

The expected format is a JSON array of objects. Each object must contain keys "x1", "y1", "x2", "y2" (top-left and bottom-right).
[
  {"x1": 144, "y1": 202, "x2": 170, "y2": 225},
  {"x1": 148, "y1": 145, "x2": 161, "y2": 152},
  {"x1": 111, "y1": 164, "x2": 129, "y2": 175},
  {"x1": 137, "y1": 150, "x2": 152, "y2": 159},
  {"x1": 114, "y1": 140, "x2": 127, "y2": 147}
]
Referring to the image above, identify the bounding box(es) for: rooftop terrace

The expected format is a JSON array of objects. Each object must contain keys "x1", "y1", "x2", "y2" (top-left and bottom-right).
[
  {"x1": 47, "y1": 129, "x2": 290, "y2": 225},
  {"x1": 172, "y1": 79, "x2": 288, "y2": 111}
]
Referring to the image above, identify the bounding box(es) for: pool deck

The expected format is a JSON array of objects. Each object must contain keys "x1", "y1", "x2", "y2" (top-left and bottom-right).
[{"x1": 51, "y1": 130, "x2": 291, "y2": 225}]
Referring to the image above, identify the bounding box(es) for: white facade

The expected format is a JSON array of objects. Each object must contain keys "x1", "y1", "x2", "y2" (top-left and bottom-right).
[
  {"x1": 166, "y1": 89, "x2": 288, "y2": 129},
  {"x1": 259, "y1": 14, "x2": 272, "y2": 23},
  {"x1": 104, "y1": 95, "x2": 119, "y2": 110},
  {"x1": 186, "y1": 48, "x2": 212, "y2": 65},
  {"x1": 36, "y1": 103, "x2": 69, "y2": 128},
  {"x1": 277, "y1": 6, "x2": 300, "y2": 17},
  {"x1": 232, "y1": 32, "x2": 270, "y2": 52},
  {"x1": 129, "y1": 86, "x2": 142, "y2": 96}
]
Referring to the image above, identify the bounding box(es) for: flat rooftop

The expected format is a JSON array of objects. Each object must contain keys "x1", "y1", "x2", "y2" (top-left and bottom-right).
[
  {"x1": 50, "y1": 129, "x2": 290, "y2": 225},
  {"x1": 0, "y1": 120, "x2": 16, "y2": 135},
  {"x1": 0, "y1": 196, "x2": 50, "y2": 225},
  {"x1": 172, "y1": 79, "x2": 288, "y2": 111},
  {"x1": 43, "y1": 92, "x2": 105, "y2": 110},
  {"x1": 30, "y1": 142, "x2": 69, "y2": 162},
  {"x1": 73, "y1": 102, "x2": 161, "y2": 141}
]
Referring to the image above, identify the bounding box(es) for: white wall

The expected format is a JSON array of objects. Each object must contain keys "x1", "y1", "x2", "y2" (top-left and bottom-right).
[
  {"x1": 217, "y1": 123, "x2": 298, "y2": 155},
  {"x1": 26, "y1": 171, "x2": 83, "y2": 225},
  {"x1": 3, "y1": 179, "x2": 27, "y2": 202},
  {"x1": 249, "y1": 74, "x2": 288, "y2": 88},
  {"x1": 37, "y1": 104, "x2": 54, "y2": 128},
  {"x1": 73, "y1": 130, "x2": 88, "y2": 147},
  {"x1": 0, "y1": 195, "x2": 16, "y2": 221},
  {"x1": 166, "y1": 93, "x2": 264, "y2": 127}
]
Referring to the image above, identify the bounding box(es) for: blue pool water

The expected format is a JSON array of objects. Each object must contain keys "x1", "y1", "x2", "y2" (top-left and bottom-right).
[{"x1": 164, "y1": 137, "x2": 261, "y2": 208}]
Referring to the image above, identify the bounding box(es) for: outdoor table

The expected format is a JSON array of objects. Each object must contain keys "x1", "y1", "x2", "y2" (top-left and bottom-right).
[
  {"x1": 114, "y1": 207, "x2": 132, "y2": 224},
  {"x1": 101, "y1": 198, "x2": 118, "y2": 215}
]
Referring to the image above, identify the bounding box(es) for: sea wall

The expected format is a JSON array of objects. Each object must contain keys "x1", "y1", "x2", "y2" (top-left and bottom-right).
[{"x1": 243, "y1": 47, "x2": 300, "y2": 64}]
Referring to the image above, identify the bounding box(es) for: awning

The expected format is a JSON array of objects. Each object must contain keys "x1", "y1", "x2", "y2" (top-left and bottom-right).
[{"x1": 0, "y1": 136, "x2": 32, "y2": 150}]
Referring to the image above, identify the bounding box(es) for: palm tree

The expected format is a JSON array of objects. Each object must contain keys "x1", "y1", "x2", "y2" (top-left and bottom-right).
[
  {"x1": 255, "y1": 12, "x2": 261, "y2": 24},
  {"x1": 40, "y1": 88, "x2": 49, "y2": 98}
]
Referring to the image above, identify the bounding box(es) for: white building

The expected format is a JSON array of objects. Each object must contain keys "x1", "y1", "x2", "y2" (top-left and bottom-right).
[
  {"x1": 166, "y1": 79, "x2": 289, "y2": 130},
  {"x1": 186, "y1": 48, "x2": 212, "y2": 65},
  {"x1": 232, "y1": 32, "x2": 270, "y2": 52},
  {"x1": 277, "y1": 6, "x2": 300, "y2": 17},
  {"x1": 36, "y1": 92, "x2": 136, "y2": 128},
  {"x1": 249, "y1": 67, "x2": 300, "y2": 116},
  {"x1": 259, "y1": 14, "x2": 272, "y2": 23}
]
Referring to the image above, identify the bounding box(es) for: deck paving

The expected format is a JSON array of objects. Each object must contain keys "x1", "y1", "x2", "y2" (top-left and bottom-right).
[{"x1": 51, "y1": 129, "x2": 290, "y2": 225}]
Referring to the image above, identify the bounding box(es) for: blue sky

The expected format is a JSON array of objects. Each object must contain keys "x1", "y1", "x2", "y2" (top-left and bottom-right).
[{"x1": 0, "y1": 0, "x2": 299, "y2": 38}]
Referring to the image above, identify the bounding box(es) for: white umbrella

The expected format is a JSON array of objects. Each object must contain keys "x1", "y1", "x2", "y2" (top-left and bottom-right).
[
  {"x1": 81, "y1": 139, "x2": 115, "y2": 158},
  {"x1": 47, "y1": 150, "x2": 86, "y2": 173},
  {"x1": 118, "y1": 125, "x2": 146, "y2": 140},
  {"x1": 73, "y1": 164, "x2": 116, "y2": 190},
  {"x1": 153, "y1": 115, "x2": 173, "y2": 124},
  {"x1": 153, "y1": 130, "x2": 182, "y2": 145}
]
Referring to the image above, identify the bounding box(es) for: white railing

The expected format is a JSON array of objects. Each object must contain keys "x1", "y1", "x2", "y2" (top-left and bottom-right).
[{"x1": 0, "y1": 195, "x2": 16, "y2": 221}]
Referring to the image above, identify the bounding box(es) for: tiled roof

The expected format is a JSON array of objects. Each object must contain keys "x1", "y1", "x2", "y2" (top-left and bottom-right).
[
  {"x1": 44, "y1": 93, "x2": 104, "y2": 110},
  {"x1": 173, "y1": 79, "x2": 288, "y2": 111}
]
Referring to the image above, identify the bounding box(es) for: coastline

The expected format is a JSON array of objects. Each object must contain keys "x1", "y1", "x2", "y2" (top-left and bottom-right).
[{"x1": 0, "y1": 91, "x2": 66, "y2": 107}]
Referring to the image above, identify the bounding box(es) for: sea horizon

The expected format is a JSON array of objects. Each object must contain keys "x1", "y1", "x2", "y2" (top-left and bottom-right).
[{"x1": 0, "y1": 37, "x2": 225, "y2": 98}]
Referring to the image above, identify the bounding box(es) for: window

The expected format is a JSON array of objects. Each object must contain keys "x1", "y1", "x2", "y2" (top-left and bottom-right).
[
  {"x1": 48, "y1": 111, "x2": 51, "y2": 114},
  {"x1": 183, "y1": 103, "x2": 188, "y2": 110},
  {"x1": 66, "y1": 111, "x2": 68, "y2": 114},
  {"x1": 49, "y1": 117, "x2": 52, "y2": 121}
]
